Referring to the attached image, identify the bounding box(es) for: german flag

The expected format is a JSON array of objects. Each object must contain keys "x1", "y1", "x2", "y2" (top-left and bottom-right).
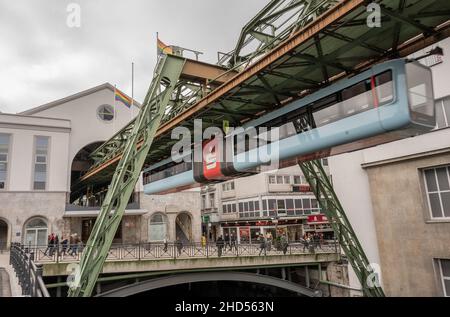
[
  {"x1": 157, "y1": 37, "x2": 173, "y2": 56},
  {"x1": 114, "y1": 88, "x2": 132, "y2": 108}
]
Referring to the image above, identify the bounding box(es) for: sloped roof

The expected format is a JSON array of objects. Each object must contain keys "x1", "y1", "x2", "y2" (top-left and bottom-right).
[{"x1": 20, "y1": 83, "x2": 141, "y2": 116}]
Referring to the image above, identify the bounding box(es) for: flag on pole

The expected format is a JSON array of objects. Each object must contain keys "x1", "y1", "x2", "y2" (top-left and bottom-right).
[
  {"x1": 114, "y1": 88, "x2": 132, "y2": 108},
  {"x1": 157, "y1": 36, "x2": 173, "y2": 56}
]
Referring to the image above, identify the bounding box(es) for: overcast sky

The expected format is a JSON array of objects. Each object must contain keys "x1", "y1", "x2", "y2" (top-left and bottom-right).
[{"x1": 0, "y1": 0, "x2": 266, "y2": 113}]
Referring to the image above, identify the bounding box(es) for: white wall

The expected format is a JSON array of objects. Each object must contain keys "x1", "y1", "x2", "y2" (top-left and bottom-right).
[
  {"x1": 29, "y1": 87, "x2": 139, "y2": 187},
  {"x1": 0, "y1": 114, "x2": 70, "y2": 191}
]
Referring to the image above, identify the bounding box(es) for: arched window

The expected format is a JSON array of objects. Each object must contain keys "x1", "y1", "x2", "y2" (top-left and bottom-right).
[
  {"x1": 24, "y1": 217, "x2": 48, "y2": 246},
  {"x1": 149, "y1": 213, "x2": 167, "y2": 242}
]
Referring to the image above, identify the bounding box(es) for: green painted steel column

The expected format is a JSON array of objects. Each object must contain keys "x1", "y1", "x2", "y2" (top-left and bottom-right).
[
  {"x1": 67, "y1": 54, "x2": 186, "y2": 297},
  {"x1": 299, "y1": 160, "x2": 385, "y2": 297}
]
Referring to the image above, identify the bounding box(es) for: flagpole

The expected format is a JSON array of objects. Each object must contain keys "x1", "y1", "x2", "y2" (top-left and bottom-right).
[
  {"x1": 113, "y1": 84, "x2": 117, "y2": 133},
  {"x1": 131, "y1": 62, "x2": 134, "y2": 121}
]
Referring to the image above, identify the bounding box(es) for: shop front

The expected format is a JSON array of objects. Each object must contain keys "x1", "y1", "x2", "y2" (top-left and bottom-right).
[{"x1": 221, "y1": 219, "x2": 305, "y2": 244}]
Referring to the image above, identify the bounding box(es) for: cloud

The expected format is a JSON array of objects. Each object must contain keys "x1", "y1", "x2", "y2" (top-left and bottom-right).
[{"x1": 0, "y1": 0, "x2": 266, "y2": 113}]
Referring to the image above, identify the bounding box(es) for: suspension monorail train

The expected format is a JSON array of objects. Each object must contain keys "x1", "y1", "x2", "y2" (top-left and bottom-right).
[{"x1": 143, "y1": 58, "x2": 435, "y2": 194}]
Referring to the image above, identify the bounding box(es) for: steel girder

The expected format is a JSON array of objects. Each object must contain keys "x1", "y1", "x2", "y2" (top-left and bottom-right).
[
  {"x1": 299, "y1": 160, "x2": 385, "y2": 297},
  {"x1": 67, "y1": 54, "x2": 186, "y2": 297}
]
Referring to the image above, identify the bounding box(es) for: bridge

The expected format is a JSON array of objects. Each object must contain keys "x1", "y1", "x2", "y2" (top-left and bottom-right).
[{"x1": 10, "y1": 242, "x2": 342, "y2": 297}]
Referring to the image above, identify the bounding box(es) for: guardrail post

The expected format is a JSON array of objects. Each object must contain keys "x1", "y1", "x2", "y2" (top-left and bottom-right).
[
  {"x1": 138, "y1": 242, "x2": 141, "y2": 261},
  {"x1": 35, "y1": 264, "x2": 43, "y2": 297}
]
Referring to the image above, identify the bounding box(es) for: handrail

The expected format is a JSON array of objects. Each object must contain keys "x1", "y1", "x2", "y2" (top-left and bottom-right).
[
  {"x1": 21, "y1": 240, "x2": 340, "y2": 264},
  {"x1": 9, "y1": 243, "x2": 50, "y2": 297}
]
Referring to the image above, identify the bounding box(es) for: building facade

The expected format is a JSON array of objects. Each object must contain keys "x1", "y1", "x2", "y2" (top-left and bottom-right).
[
  {"x1": 0, "y1": 83, "x2": 201, "y2": 249},
  {"x1": 201, "y1": 163, "x2": 334, "y2": 244}
]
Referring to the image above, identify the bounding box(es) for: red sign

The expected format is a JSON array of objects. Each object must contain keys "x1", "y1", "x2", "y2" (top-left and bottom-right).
[
  {"x1": 307, "y1": 214, "x2": 328, "y2": 223},
  {"x1": 203, "y1": 138, "x2": 223, "y2": 180}
]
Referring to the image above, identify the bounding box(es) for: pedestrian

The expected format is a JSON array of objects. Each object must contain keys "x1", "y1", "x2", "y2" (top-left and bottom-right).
[
  {"x1": 281, "y1": 234, "x2": 289, "y2": 255},
  {"x1": 266, "y1": 231, "x2": 272, "y2": 251},
  {"x1": 175, "y1": 236, "x2": 183, "y2": 256},
  {"x1": 230, "y1": 233, "x2": 236, "y2": 252},
  {"x1": 50, "y1": 234, "x2": 59, "y2": 257},
  {"x1": 70, "y1": 234, "x2": 79, "y2": 256},
  {"x1": 258, "y1": 234, "x2": 267, "y2": 256},
  {"x1": 302, "y1": 233, "x2": 310, "y2": 252},
  {"x1": 216, "y1": 235, "x2": 224, "y2": 257},
  {"x1": 201, "y1": 234, "x2": 207, "y2": 249},
  {"x1": 61, "y1": 236, "x2": 69, "y2": 256},
  {"x1": 224, "y1": 233, "x2": 230, "y2": 253},
  {"x1": 44, "y1": 233, "x2": 54, "y2": 256},
  {"x1": 163, "y1": 238, "x2": 168, "y2": 253}
]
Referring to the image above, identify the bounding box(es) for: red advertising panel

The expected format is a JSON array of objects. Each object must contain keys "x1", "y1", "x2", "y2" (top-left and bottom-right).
[
  {"x1": 307, "y1": 214, "x2": 328, "y2": 223},
  {"x1": 203, "y1": 138, "x2": 224, "y2": 180}
]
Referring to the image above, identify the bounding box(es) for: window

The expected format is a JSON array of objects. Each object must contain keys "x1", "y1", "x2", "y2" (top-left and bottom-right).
[
  {"x1": 222, "y1": 181, "x2": 235, "y2": 191},
  {"x1": 406, "y1": 62, "x2": 434, "y2": 117},
  {"x1": 209, "y1": 193, "x2": 216, "y2": 208},
  {"x1": 149, "y1": 213, "x2": 166, "y2": 241},
  {"x1": 222, "y1": 203, "x2": 236, "y2": 214},
  {"x1": 269, "y1": 176, "x2": 276, "y2": 184},
  {"x1": 201, "y1": 195, "x2": 206, "y2": 210},
  {"x1": 97, "y1": 104, "x2": 114, "y2": 122},
  {"x1": 435, "y1": 97, "x2": 450, "y2": 129},
  {"x1": 439, "y1": 259, "x2": 450, "y2": 297},
  {"x1": 33, "y1": 136, "x2": 49, "y2": 190},
  {"x1": 24, "y1": 217, "x2": 48, "y2": 246},
  {"x1": 0, "y1": 134, "x2": 10, "y2": 190},
  {"x1": 424, "y1": 166, "x2": 450, "y2": 219}
]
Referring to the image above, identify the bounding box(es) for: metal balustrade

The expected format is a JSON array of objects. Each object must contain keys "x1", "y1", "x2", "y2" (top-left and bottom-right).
[
  {"x1": 9, "y1": 243, "x2": 50, "y2": 297},
  {"x1": 22, "y1": 240, "x2": 340, "y2": 263}
]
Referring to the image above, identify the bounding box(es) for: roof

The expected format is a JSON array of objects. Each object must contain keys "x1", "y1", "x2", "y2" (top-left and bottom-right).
[{"x1": 19, "y1": 83, "x2": 141, "y2": 116}]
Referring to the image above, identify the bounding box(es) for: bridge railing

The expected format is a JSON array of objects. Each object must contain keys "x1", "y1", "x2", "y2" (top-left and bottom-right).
[
  {"x1": 9, "y1": 243, "x2": 50, "y2": 297},
  {"x1": 23, "y1": 240, "x2": 340, "y2": 263}
]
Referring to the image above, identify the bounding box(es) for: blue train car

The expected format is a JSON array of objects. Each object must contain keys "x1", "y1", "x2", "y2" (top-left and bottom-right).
[{"x1": 144, "y1": 59, "x2": 434, "y2": 194}]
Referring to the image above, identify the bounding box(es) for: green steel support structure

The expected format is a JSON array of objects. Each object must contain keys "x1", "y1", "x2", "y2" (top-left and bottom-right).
[
  {"x1": 67, "y1": 54, "x2": 186, "y2": 297},
  {"x1": 299, "y1": 160, "x2": 385, "y2": 297}
]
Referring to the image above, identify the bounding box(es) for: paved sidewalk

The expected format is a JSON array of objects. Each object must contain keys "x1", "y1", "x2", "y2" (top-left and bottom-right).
[{"x1": 0, "y1": 251, "x2": 22, "y2": 297}]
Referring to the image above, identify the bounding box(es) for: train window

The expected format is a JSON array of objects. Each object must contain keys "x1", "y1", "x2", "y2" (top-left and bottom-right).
[
  {"x1": 342, "y1": 80, "x2": 371, "y2": 116},
  {"x1": 406, "y1": 62, "x2": 434, "y2": 118},
  {"x1": 375, "y1": 71, "x2": 394, "y2": 105}
]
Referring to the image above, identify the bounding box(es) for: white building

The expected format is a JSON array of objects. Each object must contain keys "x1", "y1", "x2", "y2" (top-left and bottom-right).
[{"x1": 0, "y1": 83, "x2": 201, "y2": 249}]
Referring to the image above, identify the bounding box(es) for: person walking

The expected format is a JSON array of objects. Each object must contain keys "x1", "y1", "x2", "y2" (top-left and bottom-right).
[
  {"x1": 175, "y1": 237, "x2": 183, "y2": 256},
  {"x1": 266, "y1": 231, "x2": 272, "y2": 252},
  {"x1": 281, "y1": 234, "x2": 289, "y2": 255},
  {"x1": 229, "y1": 233, "x2": 236, "y2": 253},
  {"x1": 60, "y1": 236, "x2": 68, "y2": 256},
  {"x1": 163, "y1": 238, "x2": 168, "y2": 253},
  {"x1": 224, "y1": 233, "x2": 230, "y2": 253},
  {"x1": 70, "y1": 234, "x2": 79, "y2": 256},
  {"x1": 302, "y1": 233, "x2": 310, "y2": 252},
  {"x1": 201, "y1": 234, "x2": 207, "y2": 250},
  {"x1": 44, "y1": 233, "x2": 54, "y2": 256},
  {"x1": 216, "y1": 235, "x2": 224, "y2": 257},
  {"x1": 258, "y1": 234, "x2": 267, "y2": 256}
]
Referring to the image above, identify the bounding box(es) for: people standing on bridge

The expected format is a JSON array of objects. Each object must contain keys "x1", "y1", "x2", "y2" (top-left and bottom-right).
[
  {"x1": 258, "y1": 234, "x2": 267, "y2": 256},
  {"x1": 175, "y1": 237, "x2": 183, "y2": 256},
  {"x1": 70, "y1": 233, "x2": 80, "y2": 256},
  {"x1": 216, "y1": 235, "x2": 224, "y2": 257}
]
